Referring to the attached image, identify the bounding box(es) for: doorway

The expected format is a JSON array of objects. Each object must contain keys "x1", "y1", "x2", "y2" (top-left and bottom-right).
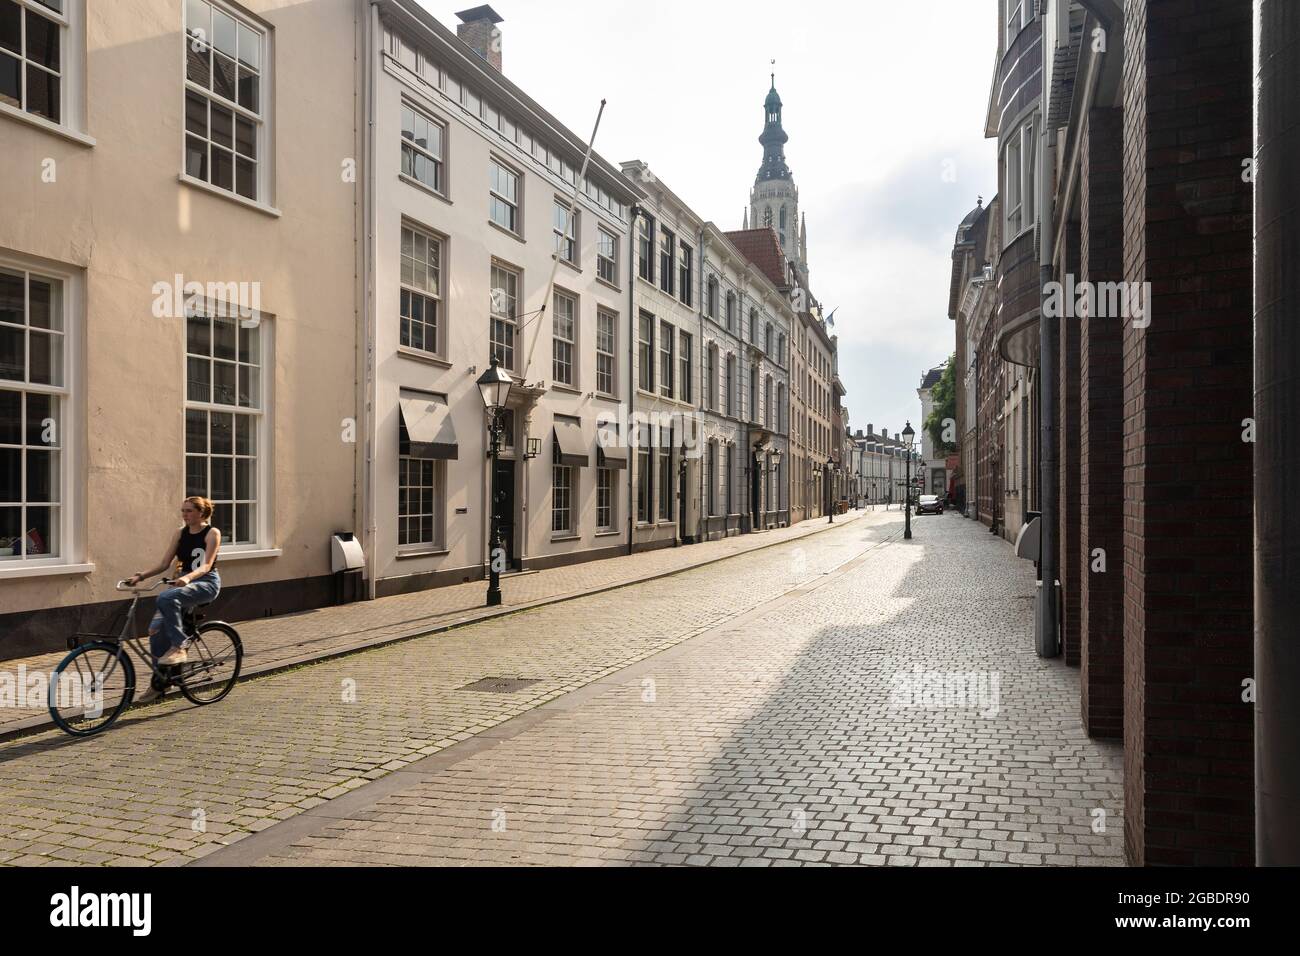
[{"x1": 750, "y1": 452, "x2": 761, "y2": 530}]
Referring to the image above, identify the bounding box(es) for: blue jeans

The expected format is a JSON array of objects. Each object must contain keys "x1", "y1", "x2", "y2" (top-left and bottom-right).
[{"x1": 149, "y1": 571, "x2": 221, "y2": 657}]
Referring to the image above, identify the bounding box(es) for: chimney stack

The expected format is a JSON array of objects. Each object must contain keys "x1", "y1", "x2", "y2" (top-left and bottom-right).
[
  {"x1": 868, "y1": 423, "x2": 873, "y2": 434},
  {"x1": 455, "y1": 5, "x2": 504, "y2": 72}
]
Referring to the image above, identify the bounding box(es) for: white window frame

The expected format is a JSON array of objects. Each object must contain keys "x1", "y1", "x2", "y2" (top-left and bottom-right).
[
  {"x1": 552, "y1": 463, "x2": 574, "y2": 534},
  {"x1": 637, "y1": 310, "x2": 654, "y2": 394},
  {"x1": 659, "y1": 319, "x2": 674, "y2": 399},
  {"x1": 1006, "y1": 0, "x2": 1027, "y2": 48},
  {"x1": 596, "y1": 466, "x2": 614, "y2": 532},
  {"x1": 397, "y1": 388, "x2": 447, "y2": 552},
  {"x1": 596, "y1": 226, "x2": 618, "y2": 286},
  {"x1": 706, "y1": 343, "x2": 718, "y2": 412},
  {"x1": 1004, "y1": 116, "x2": 1037, "y2": 240},
  {"x1": 489, "y1": 260, "x2": 519, "y2": 372},
  {"x1": 552, "y1": 198, "x2": 577, "y2": 265},
  {"x1": 659, "y1": 228, "x2": 675, "y2": 296},
  {"x1": 657, "y1": 426, "x2": 672, "y2": 521},
  {"x1": 183, "y1": 294, "x2": 273, "y2": 551},
  {"x1": 0, "y1": 256, "x2": 83, "y2": 574},
  {"x1": 399, "y1": 221, "x2": 444, "y2": 357},
  {"x1": 707, "y1": 440, "x2": 718, "y2": 517},
  {"x1": 678, "y1": 240, "x2": 693, "y2": 306},
  {"x1": 637, "y1": 216, "x2": 654, "y2": 283},
  {"x1": 596, "y1": 307, "x2": 616, "y2": 397},
  {"x1": 489, "y1": 155, "x2": 521, "y2": 234},
  {"x1": 679, "y1": 330, "x2": 692, "y2": 405},
  {"x1": 551, "y1": 289, "x2": 576, "y2": 386},
  {"x1": 182, "y1": 0, "x2": 271, "y2": 204},
  {"x1": 0, "y1": 0, "x2": 83, "y2": 135},
  {"x1": 400, "y1": 98, "x2": 446, "y2": 195}
]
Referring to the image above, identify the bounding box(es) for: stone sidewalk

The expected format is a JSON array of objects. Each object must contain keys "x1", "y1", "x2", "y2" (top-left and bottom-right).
[{"x1": 0, "y1": 510, "x2": 868, "y2": 738}]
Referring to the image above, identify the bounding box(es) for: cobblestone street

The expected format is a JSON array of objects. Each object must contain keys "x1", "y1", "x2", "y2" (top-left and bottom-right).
[{"x1": 0, "y1": 509, "x2": 1124, "y2": 867}]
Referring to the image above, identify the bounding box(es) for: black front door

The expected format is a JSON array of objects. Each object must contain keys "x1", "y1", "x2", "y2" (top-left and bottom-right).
[
  {"x1": 493, "y1": 459, "x2": 516, "y2": 568},
  {"x1": 751, "y1": 454, "x2": 762, "y2": 529}
]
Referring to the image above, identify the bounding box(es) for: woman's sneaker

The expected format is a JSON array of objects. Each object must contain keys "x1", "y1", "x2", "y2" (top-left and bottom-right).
[{"x1": 158, "y1": 646, "x2": 188, "y2": 666}]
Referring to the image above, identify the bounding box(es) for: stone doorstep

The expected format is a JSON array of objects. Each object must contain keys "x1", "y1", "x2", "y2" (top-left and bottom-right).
[{"x1": 0, "y1": 511, "x2": 872, "y2": 744}]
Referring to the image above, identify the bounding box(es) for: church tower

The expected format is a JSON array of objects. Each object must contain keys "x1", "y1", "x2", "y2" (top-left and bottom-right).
[{"x1": 749, "y1": 72, "x2": 808, "y2": 287}]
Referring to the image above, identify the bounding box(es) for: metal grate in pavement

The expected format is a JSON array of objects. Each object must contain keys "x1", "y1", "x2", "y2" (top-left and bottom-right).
[{"x1": 458, "y1": 677, "x2": 543, "y2": 693}]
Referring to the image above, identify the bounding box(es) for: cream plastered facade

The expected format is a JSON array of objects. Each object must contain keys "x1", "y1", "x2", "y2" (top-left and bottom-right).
[
  {"x1": 0, "y1": 0, "x2": 360, "y2": 648},
  {"x1": 365, "y1": 4, "x2": 639, "y2": 596},
  {"x1": 620, "y1": 161, "x2": 702, "y2": 551}
]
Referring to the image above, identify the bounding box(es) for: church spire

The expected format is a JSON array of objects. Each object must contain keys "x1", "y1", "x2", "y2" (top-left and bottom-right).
[{"x1": 756, "y1": 63, "x2": 791, "y2": 183}]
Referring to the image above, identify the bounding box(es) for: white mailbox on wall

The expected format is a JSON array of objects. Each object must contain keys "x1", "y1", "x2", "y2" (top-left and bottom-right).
[{"x1": 331, "y1": 533, "x2": 365, "y2": 573}]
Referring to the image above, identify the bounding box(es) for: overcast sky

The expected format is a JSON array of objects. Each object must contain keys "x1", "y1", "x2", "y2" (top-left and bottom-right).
[{"x1": 421, "y1": 0, "x2": 998, "y2": 436}]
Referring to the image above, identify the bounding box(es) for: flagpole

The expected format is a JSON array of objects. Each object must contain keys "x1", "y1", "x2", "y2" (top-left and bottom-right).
[{"x1": 522, "y1": 99, "x2": 608, "y2": 384}]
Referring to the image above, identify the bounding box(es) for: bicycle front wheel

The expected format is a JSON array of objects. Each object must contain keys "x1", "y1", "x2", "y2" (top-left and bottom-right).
[
  {"x1": 178, "y1": 622, "x2": 242, "y2": 705},
  {"x1": 49, "y1": 643, "x2": 135, "y2": 737}
]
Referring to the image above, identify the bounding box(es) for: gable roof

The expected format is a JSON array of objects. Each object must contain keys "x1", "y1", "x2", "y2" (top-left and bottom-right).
[{"x1": 723, "y1": 227, "x2": 788, "y2": 289}]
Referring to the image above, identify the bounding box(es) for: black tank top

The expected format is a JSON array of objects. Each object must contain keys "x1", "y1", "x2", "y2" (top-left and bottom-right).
[{"x1": 175, "y1": 525, "x2": 217, "y2": 574}]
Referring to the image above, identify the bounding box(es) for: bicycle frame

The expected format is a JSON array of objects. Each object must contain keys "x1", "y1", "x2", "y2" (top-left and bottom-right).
[{"x1": 68, "y1": 580, "x2": 186, "y2": 690}]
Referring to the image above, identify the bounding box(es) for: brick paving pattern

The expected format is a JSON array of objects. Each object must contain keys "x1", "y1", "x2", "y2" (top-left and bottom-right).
[
  {"x1": 250, "y1": 512, "x2": 1125, "y2": 867},
  {"x1": 0, "y1": 511, "x2": 883, "y2": 866}
]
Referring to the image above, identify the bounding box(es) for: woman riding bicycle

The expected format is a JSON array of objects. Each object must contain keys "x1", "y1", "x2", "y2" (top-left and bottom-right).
[{"x1": 125, "y1": 496, "x2": 222, "y2": 667}]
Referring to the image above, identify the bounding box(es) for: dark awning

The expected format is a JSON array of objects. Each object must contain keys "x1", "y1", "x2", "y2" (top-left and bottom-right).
[
  {"x1": 398, "y1": 396, "x2": 458, "y2": 460},
  {"x1": 597, "y1": 444, "x2": 628, "y2": 470},
  {"x1": 553, "y1": 420, "x2": 589, "y2": 467}
]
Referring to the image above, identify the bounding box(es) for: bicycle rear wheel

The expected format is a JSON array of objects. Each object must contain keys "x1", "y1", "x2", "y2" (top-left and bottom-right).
[
  {"x1": 49, "y1": 643, "x2": 135, "y2": 737},
  {"x1": 178, "y1": 622, "x2": 242, "y2": 704}
]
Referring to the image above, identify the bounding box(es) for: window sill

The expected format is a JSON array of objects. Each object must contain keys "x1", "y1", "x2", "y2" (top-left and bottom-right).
[
  {"x1": 550, "y1": 534, "x2": 580, "y2": 543},
  {"x1": 397, "y1": 548, "x2": 450, "y2": 560},
  {"x1": 556, "y1": 257, "x2": 582, "y2": 275},
  {"x1": 0, "y1": 561, "x2": 94, "y2": 581},
  {"x1": 594, "y1": 530, "x2": 620, "y2": 538},
  {"x1": 397, "y1": 346, "x2": 452, "y2": 368},
  {"x1": 550, "y1": 383, "x2": 582, "y2": 396},
  {"x1": 488, "y1": 219, "x2": 524, "y2": 242},
  {"x1": 218, "y1": 548, "x2": 282, "y2": 561},
  {"x1": 0, "y1": 103, "x2": 96, "y2": 147},
  {"x1": 179, "y1": 174, "x2": 282, "y2": 218},
  {"x1": 595, "y1": 276, "x2": 621, "y2": 294},
  {"x1": 593, "y1": 391, "x2": 620, "y2": 403},
  {"x1": 399, "y1": 172, "x2": 452, "y2": 205}
]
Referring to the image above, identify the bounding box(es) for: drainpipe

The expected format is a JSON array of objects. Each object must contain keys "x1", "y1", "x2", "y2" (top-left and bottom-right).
[
  {"x1": 697, "y1": 227, "x2": 706, "y2": 543},
  {"x1": 1255, "y1": 0, "x2": 1300, "y2": 865},
  {"x1": 1035, "y1": 16, "x2": 1060, "y2": 658},
  {"x1": 626, "y1": 207, "x2": 639, "y2": 556},
  {"x1": 361, "y1": 1, "x2": 380, "y2": 601}
]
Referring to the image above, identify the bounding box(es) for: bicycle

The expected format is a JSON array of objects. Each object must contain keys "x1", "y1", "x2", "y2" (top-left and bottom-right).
[{"x1": 48, "y1": 578, "x2": 243, "y2": 737}]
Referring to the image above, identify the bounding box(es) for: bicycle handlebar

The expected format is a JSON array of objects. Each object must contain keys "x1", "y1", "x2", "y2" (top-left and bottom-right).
[{"x1": 115, "y1": 578, "x2": 174, "y2": 592}]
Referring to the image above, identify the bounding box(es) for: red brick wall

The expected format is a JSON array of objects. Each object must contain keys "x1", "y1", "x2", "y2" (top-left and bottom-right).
[
  {"x1": 1079, "y1": 107, "x2": 1125, "y2": 741},
  {"x1": 1120, "y1": 0, "x2": 1255, "y2": 867}
]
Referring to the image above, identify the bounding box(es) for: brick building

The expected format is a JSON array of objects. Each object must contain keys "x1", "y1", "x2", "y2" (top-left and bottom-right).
[{"x1": 955, "y1": 0, "x2": 1262, "y2": 865}]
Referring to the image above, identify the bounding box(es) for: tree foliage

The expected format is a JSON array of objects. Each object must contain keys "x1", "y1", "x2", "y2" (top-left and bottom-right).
[{"x1": 924, "y1": 355, "x2": 958, "y2": 455}]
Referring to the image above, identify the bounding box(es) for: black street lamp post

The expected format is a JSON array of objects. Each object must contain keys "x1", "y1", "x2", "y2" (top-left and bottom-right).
[
  {"x1": 477, "y1": 357, "x2": 514, "y2": 607},
  {"x1": 902, "y1": 421, "x2": 915, "y2": 539},
  {"x1": 826, "y1": 457, "x2": 834, "y2": 524}
]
